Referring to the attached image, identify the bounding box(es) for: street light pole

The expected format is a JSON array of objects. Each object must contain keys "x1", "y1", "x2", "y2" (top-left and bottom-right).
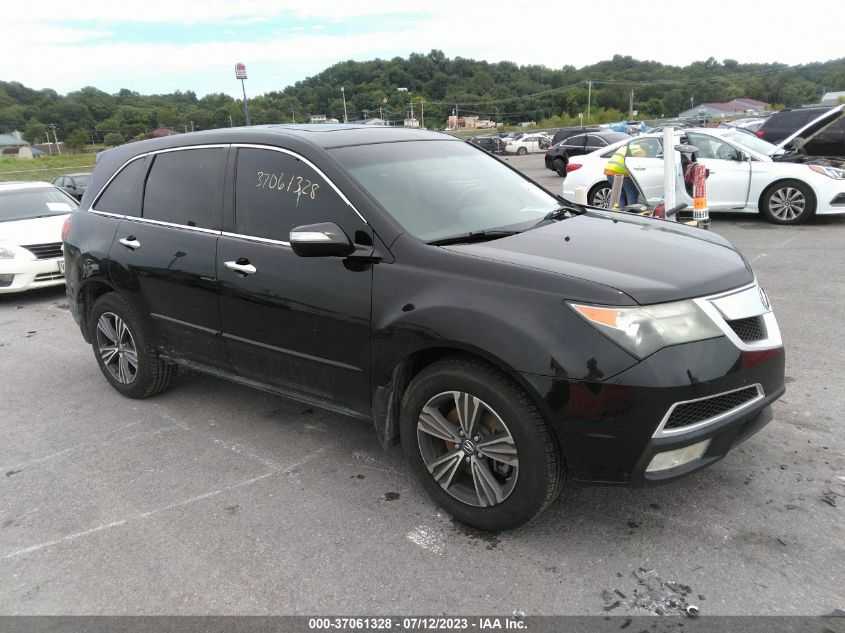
[
  {"x1": 235, "y1": 63, "x2": 251, "y2": 126},
  {"x1": 341, "y1": 86, "x2": 348, "y2": 123}
]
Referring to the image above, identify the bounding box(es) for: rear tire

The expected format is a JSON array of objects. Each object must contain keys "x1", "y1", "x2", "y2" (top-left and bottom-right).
[
  {"x1": 760, "y1": 180, "x2": 815, "y2": 224},
  {"x1": 400, "y1": 356, "x2": 563, "y2": 530},
  {"x1": 553, "y1": 157, "x2": 568, "y2": 177},
  {"x1": 89, "y1": 292, "x2": 177, "y2": 399},
  {"x1": 588, "y1": 182, "x2": 612, "y2": 208},
  {"x1": 516, "y1": 147, "x2": 528, "y2": 156}
]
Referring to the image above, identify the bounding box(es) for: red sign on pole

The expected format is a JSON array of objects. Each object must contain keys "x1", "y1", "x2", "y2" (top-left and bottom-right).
[{"x1": 235, "y1": 63, "x2": 247, "y2": 80}]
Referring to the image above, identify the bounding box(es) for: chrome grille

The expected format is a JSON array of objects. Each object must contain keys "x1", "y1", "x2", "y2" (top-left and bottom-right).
[
  {"x1": 726, "y1": 316, "x2": 767, "y2": 343},
  {"x1": 664, "y1": 386, "x2": 761, "y2": 431},
  {"x1": 23, "y1": 242, "x2": 63, "y2": 260}
]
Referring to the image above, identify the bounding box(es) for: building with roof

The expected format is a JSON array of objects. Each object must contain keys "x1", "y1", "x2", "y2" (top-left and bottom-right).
[
  {"x1": 678, "y1": 98, "x2": 769, "y2": 120},
  {"x1": 821, "y1": 91, "x2": 845, "y2": 106},
  {"x1": 0, "y1": 133, "x2": 30, "y2": 155}
]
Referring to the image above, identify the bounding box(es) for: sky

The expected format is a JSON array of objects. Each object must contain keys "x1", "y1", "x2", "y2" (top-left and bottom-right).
[{"x1": 4, "y1": 0, "x2": 842, "y2": 99}]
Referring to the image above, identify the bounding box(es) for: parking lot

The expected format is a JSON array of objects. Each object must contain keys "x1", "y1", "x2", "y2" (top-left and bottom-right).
[{"x1": 0, "y1": 153, "x2": 842, "y2": 616}]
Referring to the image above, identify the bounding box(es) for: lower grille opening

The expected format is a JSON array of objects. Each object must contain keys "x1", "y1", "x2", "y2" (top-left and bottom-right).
[
  {"x1": 664, "y1": 386, "x2": 761, "y2": 431},
  {"x1": 34, "y1": 272, "x2": 64, "y2": 282},
  {"x1": 727, "y1": 315, "x2": 767, "y2": 343}
]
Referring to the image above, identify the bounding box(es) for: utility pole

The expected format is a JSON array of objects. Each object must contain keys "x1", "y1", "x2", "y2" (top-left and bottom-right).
[
  {"x1": 291, "y1": 107, "x2": 295, "y2": 123},
  {"x1": 341, "y1": 86, "x2": 348, "y2": 124},
  {"x1": 586, "y1": 80, "x2": 592, "y2": 123},
  {"x1": 421, "y1": 99, "x2": 425, "y2": 129},
  {"x1": 47, "y1": 123, "x2": 61, "y2": 155},
  {"x1": 229, "y1": 114, "x2": 234, "y2": 127},
  {"x1": 190, "y1": 120, "x2": 195, "y2": 133},
  {"x1": 629, "y1": 89, "x2": 634, "y2": 119}
]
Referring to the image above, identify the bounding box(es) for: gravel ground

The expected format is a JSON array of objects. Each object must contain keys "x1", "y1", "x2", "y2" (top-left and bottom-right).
[{"x1": 0, "y1": 153, "x2": 842, "y2": 616}]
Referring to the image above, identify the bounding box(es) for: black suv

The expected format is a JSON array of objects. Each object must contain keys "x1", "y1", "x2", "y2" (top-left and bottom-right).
[
  {"x1": 467, "y1": 134, "x2": 506, "y2": 155},
  {"x1": 64, "y1": 125, "x2": 785, "y2": 530},
  {"x1": 757, "y1": 106, "x2": 845, "y2": 156},
  {"x1": 545, "y1": 130, "x2": 631, "y2": 176}
]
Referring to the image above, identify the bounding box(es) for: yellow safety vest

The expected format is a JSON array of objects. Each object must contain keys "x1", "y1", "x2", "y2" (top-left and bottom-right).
[{"x1": 604, "y1": 146, "x2": 629, "y2": 177}]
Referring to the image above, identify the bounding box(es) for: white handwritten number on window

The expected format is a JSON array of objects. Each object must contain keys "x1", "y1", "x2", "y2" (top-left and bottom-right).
[{"x1": 255, "y1": 171, "x2": 320, "y2": 206}]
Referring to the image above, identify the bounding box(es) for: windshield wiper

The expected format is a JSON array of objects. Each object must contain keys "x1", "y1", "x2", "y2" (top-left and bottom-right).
[{"x1": 427, "y1": 230, "x2": 521, "y2": 246}]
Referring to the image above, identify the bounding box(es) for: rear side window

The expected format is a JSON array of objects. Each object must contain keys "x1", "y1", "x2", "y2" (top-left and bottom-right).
[
  {"x1": 142, "y1": 148, "x2": 226, "y2": 229},
  {"x1": 94, "y1": 157, "x2": 146, "y2": 217},
  {"x1": 234, "y1": 147, "x2": 355, "y2": 242}
]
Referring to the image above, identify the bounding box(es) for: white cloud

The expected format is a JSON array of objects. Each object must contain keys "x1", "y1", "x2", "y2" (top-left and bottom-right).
[{"x1": 5, "y1": 0, "x2": 841, "y2": 97}]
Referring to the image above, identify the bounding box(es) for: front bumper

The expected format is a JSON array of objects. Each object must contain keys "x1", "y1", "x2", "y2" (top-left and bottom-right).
[
  {"x1": 520, "y1": 336, "x2": 785, "y2": 486},
  {"x1": 0, "y1": 257, "x2": 65, "y2": 293}
]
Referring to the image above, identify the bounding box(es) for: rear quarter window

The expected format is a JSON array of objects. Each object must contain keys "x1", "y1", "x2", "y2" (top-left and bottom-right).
[{"x1": 93, "y1": 157, "x2": 146, "y2": 217}]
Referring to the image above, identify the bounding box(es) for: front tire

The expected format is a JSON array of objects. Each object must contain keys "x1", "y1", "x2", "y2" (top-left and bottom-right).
[
  {"x1": 400, "y1": 356, "x2": 563, "y2": 530},
  {"x1": 89, "y1": 293, "x2": 177, "y2": 398},
  {"x1": 588, "y1": 182, "x2": 612, "y2": 208},
  {"x1": 760, "y1": 180, "x2": 815, "y2": 224}
]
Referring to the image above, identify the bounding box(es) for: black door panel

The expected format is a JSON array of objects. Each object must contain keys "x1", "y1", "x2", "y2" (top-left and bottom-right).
[
  {"x1": 217, "y1": 236, "x2": 372, "y2": 414},
  {"x1": 109, "y1": 221, "x2": 225, "y2": 365}
]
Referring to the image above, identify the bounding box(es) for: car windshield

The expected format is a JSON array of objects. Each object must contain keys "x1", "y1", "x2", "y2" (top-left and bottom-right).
[
  {"x1": 331, "y1": 140, "x2": 561, "y2": 242},
  {"x1": 720, "y1": 129, "x2": 781, "y2": 157},
  {"x1": 0, "y1": 187, "x2": 78, "y2": 222}
]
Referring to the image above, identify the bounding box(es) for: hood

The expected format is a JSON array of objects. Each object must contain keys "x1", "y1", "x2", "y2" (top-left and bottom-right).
[
  {"x1": 0, "y1": 214, "x2": 69, "y2": 247},
  {"x1": 776, "y1": 104, "x2": 845, "y2": 153},
  {"x1": 444, "y1": 212, "x2": 753, "y2": 305}
]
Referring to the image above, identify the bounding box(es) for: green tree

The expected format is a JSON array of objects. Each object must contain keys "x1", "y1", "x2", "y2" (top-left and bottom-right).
[
  {"x1": 64, "y1": 129, "x2": 90, "y2": 151},
  {"x1": 104, "y1": 132, "x2": 124, "y2": 146}
]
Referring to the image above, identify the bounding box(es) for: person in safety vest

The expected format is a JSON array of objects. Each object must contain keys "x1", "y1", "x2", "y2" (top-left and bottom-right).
[{"x1": 604, "y1": 142, "x2": 645, "y2": 207}]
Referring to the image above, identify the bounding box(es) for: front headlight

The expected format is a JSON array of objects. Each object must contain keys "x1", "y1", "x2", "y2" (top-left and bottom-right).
[
  {"x1": 0, "y1": 244, "x2": 16, "y2": 259},
  {"x1": 569, "y1": 299, "x2": 723, "y2": 359},
  {"x1": 809, "y1": 164, "x2": 845, "y2": 179}
]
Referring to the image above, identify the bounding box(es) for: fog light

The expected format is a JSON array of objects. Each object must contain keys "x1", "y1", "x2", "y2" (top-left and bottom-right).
[
  {"x1": 0, "y1": 274, "x2": 14, "y2": 288},
  {"x1": 646, "y1": 440, "x2": 711, "y2": 473}
]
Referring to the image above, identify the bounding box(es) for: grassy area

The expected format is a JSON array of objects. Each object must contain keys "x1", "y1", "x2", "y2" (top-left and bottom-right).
[{"x1": 0, "y1": 153, "x2": 98, "y2": 183}]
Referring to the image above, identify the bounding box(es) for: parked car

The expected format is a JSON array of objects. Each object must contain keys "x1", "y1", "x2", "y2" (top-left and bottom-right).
[
  {"x1": 64, "y1": 125, "x2": 785, "y2": 530},
  {"x1": 545, "y1": 130, "x2": 631, "y2": 176},
  {"x1": 468, "y1": 134, "x2": 506, "y2": 155},
  {"x1": 503, "y1": 132, "x2": 552, "y2": 155},
  {"x1": 721, "y1": 117, "x2": 767, "y2": 134},
  {"x1": 757, "y1": 106, "x2": 845, "y2": 156},
  {"x1": 52, "y1": 172, "x2": 90, "y2": 200},
  {"x1": 0, "y1": 181, "x2": 77, "y2": 293},
  {"x1": 563, "y1": 118, "x2": 845, "y2": 224},
  {"x1": 550, "y1": 126, "x2": 602, "y2": 145}
]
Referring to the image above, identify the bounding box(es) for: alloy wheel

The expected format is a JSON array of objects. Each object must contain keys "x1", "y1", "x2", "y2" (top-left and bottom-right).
[
  {"x1": 96, "y1": 312, "x2": 139, "y2": 384},
  {"x1": 768, "y1": 187, "x2": 806, "y2": 221},
  {"x1": 593, "y1": 186, "x2": 612, "y2": 208},
  {"x1": 416, "y1": 391, "x2": 519, "y2": 508}
]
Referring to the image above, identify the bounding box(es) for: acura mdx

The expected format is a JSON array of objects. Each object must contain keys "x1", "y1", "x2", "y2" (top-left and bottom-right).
[{"x1": 63, "y1": 125, "x2": 785, "y2": 530}]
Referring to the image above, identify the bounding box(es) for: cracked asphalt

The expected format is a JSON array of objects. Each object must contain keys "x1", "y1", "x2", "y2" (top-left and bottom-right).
[{"x1": 0, "y1": 154, "x2": 842, "y2": 615}]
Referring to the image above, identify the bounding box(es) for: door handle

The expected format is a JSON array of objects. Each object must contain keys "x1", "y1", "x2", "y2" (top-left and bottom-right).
[
  {"x1": 631, "y1": 166, "x2": 646, "y2": 171},
  {"x1": 118, "y1": 237, "x2": 140, "y2": 250},
  {"x1": 224, "y1": 260, "x2": 257, "y2": 275}
]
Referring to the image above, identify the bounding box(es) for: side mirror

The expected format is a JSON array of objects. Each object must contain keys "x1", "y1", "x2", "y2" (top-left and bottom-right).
[
  {"x1": 290, "y1": 222, "x2": 354, "y2": 258},
  {"x1": 738, "y1": 151, "x2": 750, "y2": 161}
]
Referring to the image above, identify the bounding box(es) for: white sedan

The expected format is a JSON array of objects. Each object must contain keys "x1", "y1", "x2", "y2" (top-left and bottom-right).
[
  {"x1": 563, "y1": 122, "x2": 845, "y2": 224},
  {"x1": 0, "y1": 181, "x2": 77, "y2": 293},
  {"x1": 503, "y1": 133, "x2": 552, "y2": 156}
]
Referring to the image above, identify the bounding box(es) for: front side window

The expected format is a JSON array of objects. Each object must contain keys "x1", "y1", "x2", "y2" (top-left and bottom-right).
[
  {"x1": 143, "y1": 148, "x2": 226, "y2": 229},
  {"x1": 332, "y1": 140, "x2": 561, "y2": 242},
  {"x1": 234, "y1": 147, "x2": 356, "y2": 242}
]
